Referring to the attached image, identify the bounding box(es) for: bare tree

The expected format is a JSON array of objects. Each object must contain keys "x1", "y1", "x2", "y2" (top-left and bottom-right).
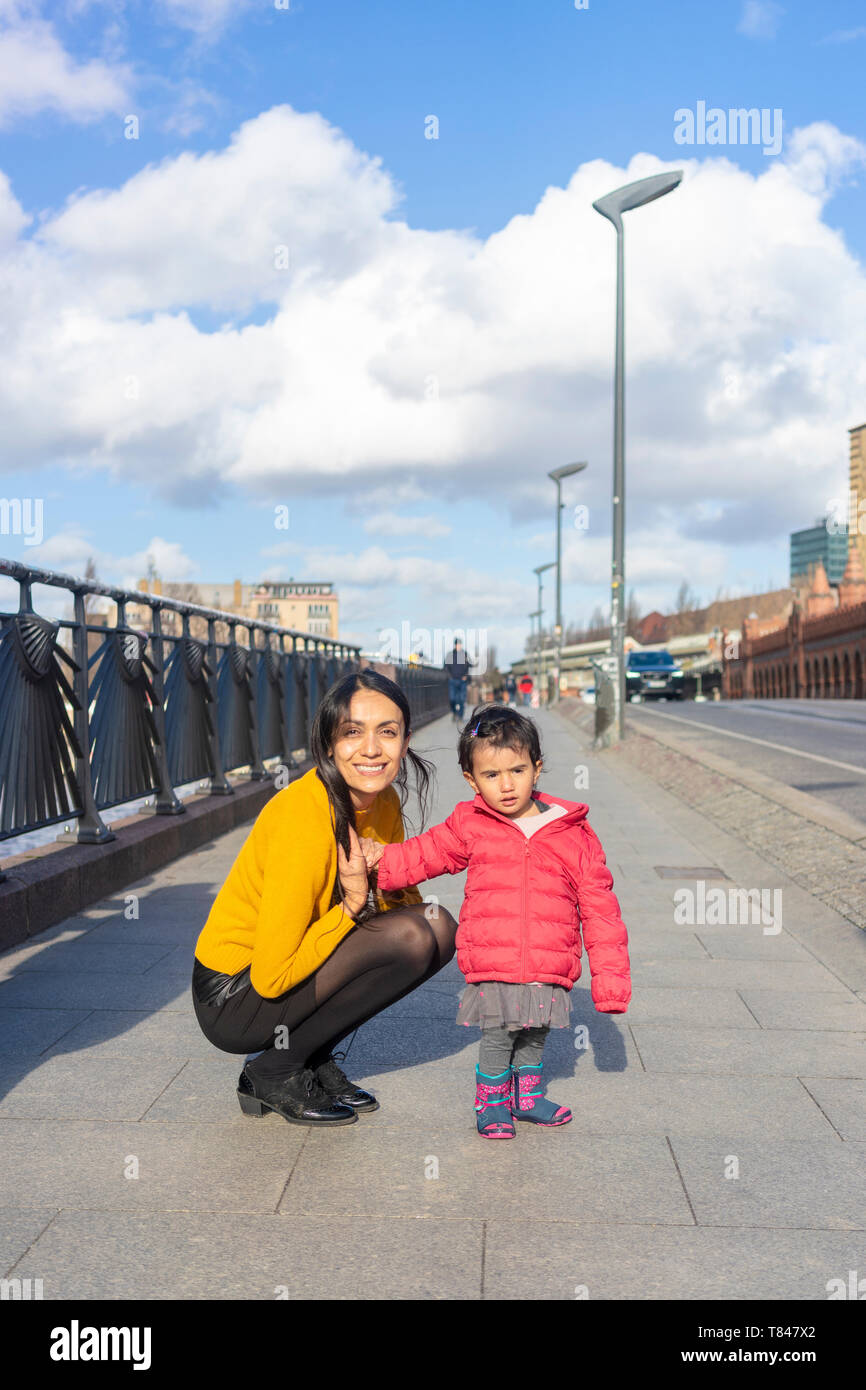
[
  {"x1": 625, "y1": 588, "x2": 642, "y2": 639},
  {"x1": 675, "y1": 580, "x2": 700, "y2": 613},
  {"x1": 160, "y1": 583, "x2": 207, "y2": 642}
]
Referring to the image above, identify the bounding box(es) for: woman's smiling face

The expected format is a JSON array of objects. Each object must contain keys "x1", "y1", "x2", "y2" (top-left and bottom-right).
[{"x1": 328, "y1": 689, "x2": 409, "y2": 808}]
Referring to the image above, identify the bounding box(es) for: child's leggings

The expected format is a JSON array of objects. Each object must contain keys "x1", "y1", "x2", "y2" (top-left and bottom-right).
[{"x1": 478, "y1": 1025, "x2": 548, "y2": 1075}]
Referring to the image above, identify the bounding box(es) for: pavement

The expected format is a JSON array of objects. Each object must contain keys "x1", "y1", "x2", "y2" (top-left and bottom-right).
[{"x1": 1, "y1": 705, "x2": 865, "y2": 1301}]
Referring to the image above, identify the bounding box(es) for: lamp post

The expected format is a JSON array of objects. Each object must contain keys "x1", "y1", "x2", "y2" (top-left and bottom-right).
[
  {"x1": 547, "y1": 462, "x2": 588, "y2": 705},
  {"x1": 528, "y1": 609, "x2": 541, "y2": 702},
  {"x1": 533, "y1": 562, "x2": 555, "y2": 704},
  {"x1": 593, "y1": 169, "x2": 682, "y2": 741}
]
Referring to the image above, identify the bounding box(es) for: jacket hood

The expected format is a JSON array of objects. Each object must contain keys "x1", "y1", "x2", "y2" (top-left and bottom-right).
[{"x1": 468, "y1": 788, "x2": 589, "y2": 828}]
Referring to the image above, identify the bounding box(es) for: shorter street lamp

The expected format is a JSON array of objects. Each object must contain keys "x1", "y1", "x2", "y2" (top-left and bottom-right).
[
  {"x1": 548, "y1": 462, "x2": 588, "y2": 704},
  {"x1": 528, "y1": 610, "x2": 542, "y2": 702},
  {"x1": 533, "y1": 562, "x2": 555, "y2": 703}
]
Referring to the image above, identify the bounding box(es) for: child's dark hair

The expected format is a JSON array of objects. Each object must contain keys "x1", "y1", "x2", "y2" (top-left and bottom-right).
[{"x1": 458, "y1": 703, "x2": 542, "y2": 775}]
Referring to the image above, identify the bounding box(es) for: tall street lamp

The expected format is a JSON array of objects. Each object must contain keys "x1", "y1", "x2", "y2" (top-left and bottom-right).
[
  {"x1": 533, "y1": 562, "x2": 555, "y2": 703},
  {"x1": 548, "y1": 462, "x2": 588, "y2": 705},
  {"x1": 593, "y1": 169, "x2": 682, "y2": 740}
]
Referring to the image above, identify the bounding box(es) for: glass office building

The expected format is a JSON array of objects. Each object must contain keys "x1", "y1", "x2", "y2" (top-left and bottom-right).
[{"x1": 790, "y1": 518, "x2": 849, "y2": 585}]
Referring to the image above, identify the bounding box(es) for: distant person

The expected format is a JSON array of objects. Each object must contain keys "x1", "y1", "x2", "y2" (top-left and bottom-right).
[
  {"x1": 504, "y1": 672, "x2": 518, "y2": 706},
  {"x1": 444, "y1": 638, "x2": 473, "y2": 722},
  {"x1": 518, "y1": 672, "x2": 533, "y2": 707},
  {"x1": 361, "y1": 705, "x2": 631, "y2": 1138}
]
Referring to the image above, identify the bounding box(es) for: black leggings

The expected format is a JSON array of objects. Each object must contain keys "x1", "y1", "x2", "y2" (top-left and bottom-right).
[{"x1": 192, "y1": 903, "x2": 458, "y2": 1083}]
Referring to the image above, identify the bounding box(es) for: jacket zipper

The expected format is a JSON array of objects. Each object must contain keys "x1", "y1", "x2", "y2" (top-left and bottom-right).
[{"x1": 521, "y1": 837, "x2": 529, "y2": 979}]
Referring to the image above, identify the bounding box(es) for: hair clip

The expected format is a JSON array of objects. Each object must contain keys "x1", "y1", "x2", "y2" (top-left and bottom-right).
[{"x1": 470, "y1": 721, "x2": 481, "y2": 736}]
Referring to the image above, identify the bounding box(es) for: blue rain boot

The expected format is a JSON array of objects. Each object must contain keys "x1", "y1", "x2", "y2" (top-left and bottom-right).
[
  {"x1": 511, "y1": 1062, "x2": 572, "y2": 1126},
  {"x1": 474, "y1": 1066, "x2": 515, "y2": 1139}
]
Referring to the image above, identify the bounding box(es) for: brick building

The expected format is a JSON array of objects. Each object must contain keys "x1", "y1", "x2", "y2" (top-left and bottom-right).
[{"x1": 723, "y1": 546, "x2": 866, "y2": 699}]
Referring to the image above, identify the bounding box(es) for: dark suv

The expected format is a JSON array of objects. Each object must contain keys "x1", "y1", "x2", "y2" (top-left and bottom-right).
[{"x1": 626, "y1": 650, "x2": 685, "y2": 701}]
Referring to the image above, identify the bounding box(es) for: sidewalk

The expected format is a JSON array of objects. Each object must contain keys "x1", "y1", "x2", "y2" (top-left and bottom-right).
[{"x1": 1, "y1": 707, "x2": 864, "y2": 1300}]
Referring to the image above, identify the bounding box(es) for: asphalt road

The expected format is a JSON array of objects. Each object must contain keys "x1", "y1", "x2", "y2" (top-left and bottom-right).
[{"x1": 626, "y1": 698, "x2": 866, "y2": 826}]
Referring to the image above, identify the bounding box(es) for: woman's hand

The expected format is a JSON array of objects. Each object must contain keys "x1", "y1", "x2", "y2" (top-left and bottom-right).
[
  {"x1": 359, "y1": 836, "x2": 385, "y2": 871},
  {"x1": 337, "y1": 824, "x2": 370, "y2": 917}
]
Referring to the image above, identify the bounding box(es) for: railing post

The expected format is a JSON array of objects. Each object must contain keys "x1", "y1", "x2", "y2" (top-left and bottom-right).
[
  {"x1": 206, "y1": 614, "x2": 233, "y2": 795},
  {"x1": 149, "y1": 603, "x2": 184, "y2": 815},
  {"x1": 277, "y1": 634, "x2": 293, "y2": 768},
  {"x1": 71, "y1": 589, "x2": 115, "y2": 843},
  {"x1": 247, "y1": 625, "x2": 269, "y2": 781}
]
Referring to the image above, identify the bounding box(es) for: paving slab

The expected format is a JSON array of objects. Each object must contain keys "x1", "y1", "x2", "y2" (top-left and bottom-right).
[
  {"x1": 4, "y1": 1211, "x2": 483, "y2": 1300},
  {"x1": 279, "y1": 1128, "x2": 694, "y2": 1224},
  {"x1": 0, "y1": 1208, "x2": 59, "y2": 1278},
  {"x1": 39, "y1": 1009, "x2": 224, "y2": 1058},
  {"x1": 0, "y1": 1056, "x2": 188, "y2": 1121},
  {"x1": 632, "y1": 1025, "x2": 866, "y2": 1077},
  {"x1": 693, "y1": 929, "x2": 817, "y2": 962},
  {"x1": 739, "y1": 990, "x2": 866, "y2": 1032},
  {"x1": 0, "y1": 973, "x2": 193, "y2": 1012},
  {"x1": 0, "y1": 1007, "x2": 95, "y2": 1056},
  {"x1": 797, "y1": 1079, "x2": 866, "y2": 1141},
  {"x1": 0, "y1": 1119, "x2": 306, "y2": 1212},
  {"x1": 634, "y1": 959, "x2": 849, "y2": 992},
  {"x1": 668, "y1": 1136, "x2": 866, "y2": 1229},
  {"x1": 623, "y1": 931, "x2": 709, "y2": 960},
  {"x1": 0, "y1": 941, "x2": 176, "y2": 975},
  {"x1": 484, "y1": 1223, "x2": 866, "y2": 1300}
]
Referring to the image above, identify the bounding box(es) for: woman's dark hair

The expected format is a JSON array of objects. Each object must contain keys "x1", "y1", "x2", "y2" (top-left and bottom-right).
[
  {"x1": 310, "y1": 669, "x2": 436, "y2": 912},
  {"x1": 457, "y1": 703, "x2": 543, "y2": 775}
]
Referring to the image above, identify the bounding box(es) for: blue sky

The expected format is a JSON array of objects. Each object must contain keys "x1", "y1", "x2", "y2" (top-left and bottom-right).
[{"x1": 1, "y1": 0, "x2": 865, "y2": 663}]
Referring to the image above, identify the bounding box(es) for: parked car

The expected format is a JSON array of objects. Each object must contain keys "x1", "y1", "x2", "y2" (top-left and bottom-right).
[{"x1": 626, "y1": 649, "x2": 685, "y2": 701}]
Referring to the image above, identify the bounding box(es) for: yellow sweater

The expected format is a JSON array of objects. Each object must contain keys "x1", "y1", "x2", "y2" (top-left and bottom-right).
[{"x1": 194, "y1": 767, "x2": 422, "y2": 997}]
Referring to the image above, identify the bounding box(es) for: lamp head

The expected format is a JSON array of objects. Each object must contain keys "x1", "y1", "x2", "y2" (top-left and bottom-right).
[
  {"x1": 592, "y1": 170, "x2": 683, "y2": 233},
  {"x1": 548, "y1": 461, "x2": 588, "y2": 483}
]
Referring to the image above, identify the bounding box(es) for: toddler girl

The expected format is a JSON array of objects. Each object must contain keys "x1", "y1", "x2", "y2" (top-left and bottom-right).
[{"x1": 361, "y1": 704, "x2": 630, "y2": 1138}]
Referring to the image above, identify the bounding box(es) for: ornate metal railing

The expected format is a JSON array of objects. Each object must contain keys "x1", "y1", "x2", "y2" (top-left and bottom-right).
[
  {"x1": 0, "y1": 558, "x2": 448, "y2": 855},
  {"x1": 0, "y1": 558, "x2": 359, "y2": 845}
]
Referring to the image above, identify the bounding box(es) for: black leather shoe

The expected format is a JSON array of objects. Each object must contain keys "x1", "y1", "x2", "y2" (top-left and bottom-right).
[
  {"x1": 313, "y1": 1052, "x2": 380, "y2": 1113},
  {"x1": 237, "y1": 1066, "x2": 357, "y2": 1125}
]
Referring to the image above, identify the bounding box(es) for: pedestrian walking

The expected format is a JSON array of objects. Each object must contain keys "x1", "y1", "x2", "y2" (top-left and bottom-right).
[
  {"x1": 518, "y1": 672, "x2": 533, "y2": 706},
  {"x1": 504, "y1": 672, "x2": 517, "y2": 706},
  {"x1": 191, "y1": 670, "x2": 458, "y2": 1126},
  {"x1": 361, "y1": 705, "x2": 630, "y2": 1139},
  {"x1": 444, "y1": 637, "x2": 473, "y2": 722}
]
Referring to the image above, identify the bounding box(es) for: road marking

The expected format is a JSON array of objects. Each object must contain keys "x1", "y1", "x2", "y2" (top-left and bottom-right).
[
  {"x1": 725, "y1": 701, "x2": 866, "y2": 730},
  {"x1": 632, "y1": 707, "x2": 866, "y2": 777}
]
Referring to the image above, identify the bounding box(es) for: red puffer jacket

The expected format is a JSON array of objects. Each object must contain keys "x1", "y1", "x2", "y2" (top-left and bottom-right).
[{"x1": 376, "y1": 791, "x2": 630, "y2": 1011}]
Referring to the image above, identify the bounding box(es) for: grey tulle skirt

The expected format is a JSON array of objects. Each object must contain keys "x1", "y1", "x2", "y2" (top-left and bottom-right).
[{"x1": 457, "y1": 981, "x2": 572, "y2": 1030}]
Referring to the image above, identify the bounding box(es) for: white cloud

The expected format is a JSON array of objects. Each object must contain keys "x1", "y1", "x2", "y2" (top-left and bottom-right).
[
  {"x1": 156, "y1": 0, "x2": 254, "y2": 38},
  {"x1": 737, "y1": 1, "x2": 783, "y2": 40},
  {"x1": 362, "y1": 512, "x2": 452, "y2": 538},
  {"x1": 0, "y1": 528, "x2": 196, "y2": 617},
  {"x1": 1, "y1": 106, "x2": 866, "y2": 617},
  {"x1": 820, "y1": 27, "x2": 866, "y2": 44},
  {"x1": 0, "y1": 2, "x2": 132, "y2": 126}
]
